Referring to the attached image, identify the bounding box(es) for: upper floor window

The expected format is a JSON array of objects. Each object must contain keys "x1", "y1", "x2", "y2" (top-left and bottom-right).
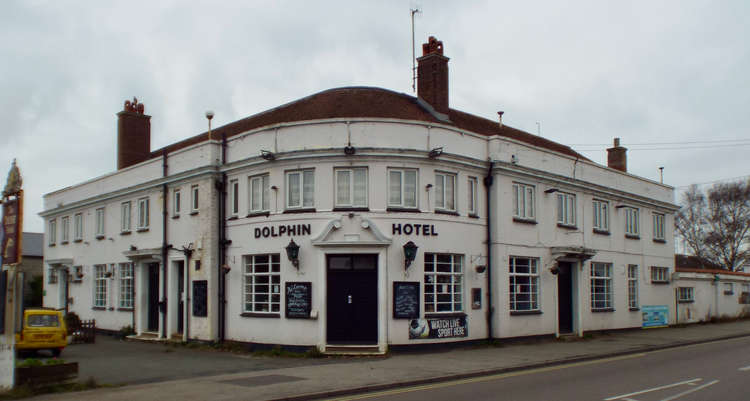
[
  {"x1": 556, "y1": 193, "x2": 576, "y2": 226},
  {"x1": 61, "y1": 216, "x2": 70, "y2": 243},
  {"x1": 509, "y1": 256, "x2": 539, "y2": 312},
  {"x1": 48, "y1": 219, "x2": 57, "y2": 246},
  {"x1": 73, "y1": 213, "x2": 83, "y2": 241},
  {"x1": 335, "y1": 168, "x2": 368, "y2": 208},
  {"x1": 121, "y1": 202, "x2": 131, "y2": 232},
  {"x1": 653, "y1": 213, "x2": 665, "y2": 241},
  {"x1": 434, "y1": 172, "x2": 457, "y2": 212},
  {"x1": 249, "y1": 174, "x2": 270, "y2": 213},
  {"x1": 424, "y1": 253, "x2": 463, "y2": 313},
  {"x1": 512, "y1": 183, "x2": 535, "y2": 220},
  {"x1": 593, "y1": 200, "x2": 609, "y2": 232},
  {"x1": 651, "y1": 266, "x2": 669, "y2": 283},
  {"x1": 137, "y1": 198, "x2": 150, "y2": 229},
  {"x1": 468, "y1": 177, "x2": 478, "y2": 216},
  {"x1": 388, "y1": 168, "x2": 418, "y2": 209},
  {"x1": 95, "y1": 208, "x2": 105, "y2": 238},
  {"x1": 191, "y1": 185, "x2": 200, "y2": 213},
  {"x1": 173, "y1": 189, "x2": 181, "y2": 217},
  {"x1": 286, "y1": 170, "x2": 314, "y2": 209},
  {"x1": 624, "y1": 207, "x2": 639, "y2": 237},
  {"x1": 230, "y1": 179, "x2": 239, "y2": 217},
  {"x1": 591, "y1": 262, "x2": 613, "y2": 311}
]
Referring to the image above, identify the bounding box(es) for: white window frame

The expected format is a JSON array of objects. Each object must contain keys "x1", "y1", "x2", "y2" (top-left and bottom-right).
[
  {"x1": 591, "y1": 262, "x2": 613, "y2": 311},
  {"x1": 434, "y1": 171, "x2": 457, "y2": 212},
  {"x1": 73, "y1": 213, "x2": 83, "y2": 241},
  {"x1": 242, "y1": 254, "x2": 281, "y2": 313},
  {"x1": 335, "y1": 167, "x2": 368, "y2": 208},
  {"x1": 173, "y1": 189, "x2": 181, "y2": 217},
  {"x1": 191, "y1": 185, "x2": 200, "y2": 213},
  {"x1": 593, "y1": 199, "x2": 609, "y2": 232},
  {"x1": 556, "y1": 192, "x2": 576, "y2": 226},
  {"x1": 509, "y1": 257, "x2": 540, "y2": 312},
  {"x1": 94, "y1": 264, "x2": 108, "y2": 308},
  {"x1": 724, "y1": 282, "x2": 734, "y2": 295},
  {"x1": 651, "y1": 266, "x2": 670, "y2": 283},
  {"x1": 230, "y1": 178, "x2": 239, "y2": 217},
  {"x1": 137, "y1": 197, "x2": 150, "y2": 229},
  {"x1": 285, "y1": 169, "x2": 315, "y2": 209},
  {"x1": 61, "y1": 216, "x2": 70, "y2": 243},
  {"x1": 121, "y1": 202, "x2": 131, "y2": 233},
  {"x1": 248, "y1": 174, "x2": 270, "y2": 213},
  {"x1": 513, "y1": 182, "x2": 535, "y2": 220},
  {"x1": 625, "y1": 207, "x2": 640, "y2": 237},
  {"x1": 678, "y1": 287, "x2": 694, "y2": 302},
  {"x1": 468, "y1": 177, "x2": 478, "y2": 216},
  {"x1": 47, "y1": 268, "x2": 58, "y2": 284},
  {"x1": 653, "y1": 213, "x2": 665, "y2": 241},
  {"x1": 48, "y1": 219, "x2": 57, "y2": 246},
  {"x1": 387, "y1": 168, "x2": 418, "y2": 209},
  {"x1": 424, "y1": 253, "x2": 464, "y2": 313},
  {"x1": 628, "y1": 264, "x2": 639, "y2": 309},
  {"x1": 119, "y1": 263, "x2": 134, "y2": 309},
  {"x1": 95, "y1": 208, "x2": 105, "y2": 238}
]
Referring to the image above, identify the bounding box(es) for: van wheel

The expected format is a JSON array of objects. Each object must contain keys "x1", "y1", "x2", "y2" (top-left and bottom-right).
[{"x1": 51, "y1": 348, "x2": 62, "y2": 357}]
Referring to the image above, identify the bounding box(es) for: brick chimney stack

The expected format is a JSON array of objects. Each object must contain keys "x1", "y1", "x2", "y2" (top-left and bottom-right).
[
  {"x1": 417, "y1": 36, "x2": 450, "y2": 115},
  {"x1": 117, "y1": 97, "x2": 151, "y2": 170},
  {"x1": 607, "y1": 137, "x2": 627, "y2": 172}
]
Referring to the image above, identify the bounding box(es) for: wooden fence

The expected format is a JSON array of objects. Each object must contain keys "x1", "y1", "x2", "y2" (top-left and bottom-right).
[{"x1": 70, "y1": 319, "x2": 96, "y2": 344}]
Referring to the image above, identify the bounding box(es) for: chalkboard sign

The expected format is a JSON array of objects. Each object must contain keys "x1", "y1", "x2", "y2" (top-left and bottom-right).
[
  {"x1": 192, "y1": 280, "x2": 207, "y2": 317},
  {"x1": 285, "y1": 282, "x2": 311, "y2": 319},
  {"x1": 393, "y1": 281, "x2": 420, "y2": 319}
]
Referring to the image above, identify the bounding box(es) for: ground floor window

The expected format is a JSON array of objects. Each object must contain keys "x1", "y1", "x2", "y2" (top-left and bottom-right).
[
  {"x1": 243, "y1": 254, "x2": 281, "y2": 313},
  {"x1": 94, "y1": 264, "x2": 107, "y2": 308},
  {"x1": 119, "y1": 263, "x2": 133, "y2": 309},
  {"x1": 590, "y1": 262, "x2": 612, "y2": 311},
  {"x1": 678, "y1": 287, "x2": 694, "y2": 302},
  {"x1": 424, "y1": 253, "x2": 463, "y2": 313},
  {"x1": 509, "y1": 256, "x2": 539, "y2": 312},
  {"x1": 627, "y1": 264, "x2": 638, "y2": 309}
]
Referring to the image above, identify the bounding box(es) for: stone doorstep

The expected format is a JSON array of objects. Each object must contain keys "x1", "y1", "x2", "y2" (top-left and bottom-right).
[{"x1": 324, "y1": 345, "x2": 384, "y2": 356}]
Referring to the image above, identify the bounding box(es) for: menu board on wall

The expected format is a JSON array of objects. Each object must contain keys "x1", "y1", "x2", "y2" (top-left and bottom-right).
[
  {"x1": 393, "y1": 281, "x2": 420, "y2": 319},
  {"x1": 285, "y1": 282, "x2": 311, "y2": 319},
  {"x1": 192, "y1": 280, "x2": 207, "y2": 317}
]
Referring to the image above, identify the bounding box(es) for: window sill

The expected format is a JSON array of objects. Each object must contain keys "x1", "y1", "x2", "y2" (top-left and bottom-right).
[
  {"x1": 557, "y1": 223, "x2": 578, "y2": 230},
  {"x1": 240, "y1": 312, "x2": 281, "y2": 318},
  {"x1": 246, "y1": 211, "x2": 271, "y2": 218},
  {"x1": 48, "y1": 243, "x2": 56, "y2": 247},
  {"x1": 468, "y1": 213, "x2": 479, "y2": 219},
  {"x1": 117, "y1": 307, "x2": 134, "y2": 312},
  {"x1": 95, "y1": 235, "x2": 105, "y2": 240},
  {"x1": 190, "y1": 211, "x2": 199, "y2": 216},
  {"x1": 227, "y1": 216, "x2": 239, "y2": 221},
  {"x1": 333, "y1": 207, "x2": 370, "y2": 212},
  {"x1": 510, "y1": 310, "x2": 542, "y2": 316},
  {"x1": 629, "y1": 307, "x2": 640, "y2": 311},
  {"x1": 73, "y1": 239, "x2": 83, "y2": 243},
  {"x1": 625, "y1": 234, "x2": 641, "y2": 240},
  {"x1": 678, "y1": 299, "x2": 694, "y2": 304},
  {"x1": 283, "y1": 208, "x2": 317, "y2": 214},
  {"x1": 651, "y1": 280, "x2": 670, "y2": 285},
  {"x1": 120, "y1": 231, "x2": 131, "y2": 236},
  {"x1": 591, "y1": 308, "x2": 615, "y2": 313},
  {"x1": 60, "y1": 241, "x2": 69, "y2": 245},
  {"x1": 513, "y1": 217, "x2": 537, "y2": 225},
  {"x1": 92, "y1": 306, "x2": 106, "y2": 311},
  {"x1": 724, "y1": 291, "x2": 734, "y2": 295},
  {"x1": 387, "y1": 207, "x2": 421, "y2": 213},
  {"x1": 593, "y1": 229, "x2": 610, "y2": 236},
  {"x1": 171, "y1": 215, "x2": 180, "y2": 219},
  {"x1": 653, "y1": 238, "x2": 667, "y2": 244},
  {"x1": 136, "y1": 228, "x2": 149, "y2": 233},
  {"x1": 435, "y1": 209, "x2": 460, "y2": 216},
  {"x1": 424, "y1": 312, "x2": 466, "y2": 319}
]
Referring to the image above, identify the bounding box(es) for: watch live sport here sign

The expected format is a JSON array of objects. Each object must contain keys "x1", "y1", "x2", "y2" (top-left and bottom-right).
[
  {"x1": 409, "y1": 316, "x2": 467, "y2": 339},
  {"x1": 642, "y1": 305, "x2": 669, "y2": 328}
]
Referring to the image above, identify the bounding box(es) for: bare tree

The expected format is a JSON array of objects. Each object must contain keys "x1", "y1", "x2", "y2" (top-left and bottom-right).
[{"x1": 675, "y1": 180, "x2": 750, "y2": 271}]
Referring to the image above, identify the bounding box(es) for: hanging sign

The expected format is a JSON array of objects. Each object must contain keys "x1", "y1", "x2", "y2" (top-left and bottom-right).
[{"x1": 409, "y1": 316, "x2": 467, "y2": 339}]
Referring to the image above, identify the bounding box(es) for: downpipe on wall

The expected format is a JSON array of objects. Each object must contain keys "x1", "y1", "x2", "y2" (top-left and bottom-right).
[
  {"x1": 483, "y1": 160, "x2": 494, "y2": 341},
  {"x1": 161, "y1": 149, "x2": 169, "y2": 339},
  {"x1": 217, "y1": 132, "x2": 228, "y2": 343}
]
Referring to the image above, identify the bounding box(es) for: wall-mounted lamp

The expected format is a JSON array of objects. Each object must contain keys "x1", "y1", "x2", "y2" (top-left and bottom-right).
[
  {"x1": 425, "y1": 183, "x2": 433, "y2": 191},
  {"x1": 222, "y1": 264, "x2": 231, "y2": 274},
  {"x1": 428, "y1": 147, "x2": 443, "y2": 158},
  {"x1": 511, "y1": 154, "x2": 518, "y2": 164},
  {"x1": 550, "y1": 266, "x2": 560, "y2": 275},
  {"x1": 403, "y1": 241, "x2": 419, "y2": 270},
  {"x1": 544, "y1": 188, "x2": 559, "y2": 194},
  {"x1": 261, "y1": 150, "x2": 276, "y2": 161},
  {"x1": 344, "y1": 145, "x2": 356, "y2": 155},
  {"x1": 286, "y1": 239, "x2": 300, "y2": 269},
  {"x1": 475, "y1": 265, "x2": 487, "y2": 273},
  {"x1": 130, "y1": 245, "x2": 137, "y2": 251}
]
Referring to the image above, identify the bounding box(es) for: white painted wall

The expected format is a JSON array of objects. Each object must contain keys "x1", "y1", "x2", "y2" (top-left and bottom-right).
[{"x1": 673, "y1": 271, "x2": 750, "y2": 323}]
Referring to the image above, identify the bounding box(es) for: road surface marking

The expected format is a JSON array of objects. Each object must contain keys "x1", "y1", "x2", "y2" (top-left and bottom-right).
[
  {"x1": 324, "y1": 353, "x2": 646, "y2": 401},
  {"x1": 739, "y1": 365, "x2": 750, "y2": 371},
  {"x1": 660, "y1": 379, "x2": 718, "y2": 401},
  {"x1": 603, "y1": 378, "x2": 702, "y2": 400}
]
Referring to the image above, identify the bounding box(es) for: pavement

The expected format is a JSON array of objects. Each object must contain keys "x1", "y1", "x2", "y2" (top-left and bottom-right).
[{"x1": 23, "y1": 320, "x2": 750, "y2": 401}]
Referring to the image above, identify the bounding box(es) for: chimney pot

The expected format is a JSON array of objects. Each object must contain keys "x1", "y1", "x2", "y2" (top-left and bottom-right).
[
  {"x1": 117, "y1": 97, "x2": 151, "y2": 170},
  {"x1": 497, "y1": 111, "x2": 504, "y2": 127},
  {"x1": 607, "y1": 137, "x2": 627, "y2": 173},
  {"x1": 417, "y1": 36, "x2": 450, "y2": 115}
]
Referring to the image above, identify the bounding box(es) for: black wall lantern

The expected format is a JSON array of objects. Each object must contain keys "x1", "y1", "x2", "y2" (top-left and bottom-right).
[
  {"x1": 403, "y1": 241, "x2": 419, "y2": 269},
  {"x1": 286, "y1": 239, "x2": 300, "y2": 269}
]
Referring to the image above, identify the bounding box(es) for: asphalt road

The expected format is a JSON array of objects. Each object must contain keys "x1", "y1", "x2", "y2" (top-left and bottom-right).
[{"x1": 332, "y1": 337, "x2": 750, "y2": 401}]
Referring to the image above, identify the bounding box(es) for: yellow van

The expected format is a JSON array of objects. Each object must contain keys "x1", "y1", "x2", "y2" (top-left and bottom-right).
[{"x1": 15, "y1": 309, "x2": 68, "y2": 357}]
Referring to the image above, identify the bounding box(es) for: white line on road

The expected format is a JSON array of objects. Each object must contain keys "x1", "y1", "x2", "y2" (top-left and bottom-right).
[
  {"x1": 603, "y1": 378, "x2": 702, "y2": 400},
  {"x1": 739, "y1": 365, "x2": 750, "y2": 371},
  {"x1": 660, "y1": 379, "x2": 719, "y2": 401}
]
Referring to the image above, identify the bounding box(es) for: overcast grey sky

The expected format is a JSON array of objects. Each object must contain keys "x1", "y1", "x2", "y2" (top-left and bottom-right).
[{"x1": 2, "y1": 0, "x2": 749, "y2": 232}]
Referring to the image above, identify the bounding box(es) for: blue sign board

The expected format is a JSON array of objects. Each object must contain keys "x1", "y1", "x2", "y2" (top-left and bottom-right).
[{"x1": 642, "y1": 305, "x2": 669, "y2": 328}]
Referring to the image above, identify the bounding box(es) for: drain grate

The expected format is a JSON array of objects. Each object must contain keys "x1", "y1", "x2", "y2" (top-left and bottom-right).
[{"x1": 219, "y1": 374, "x2": 305, "y2": 387}]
